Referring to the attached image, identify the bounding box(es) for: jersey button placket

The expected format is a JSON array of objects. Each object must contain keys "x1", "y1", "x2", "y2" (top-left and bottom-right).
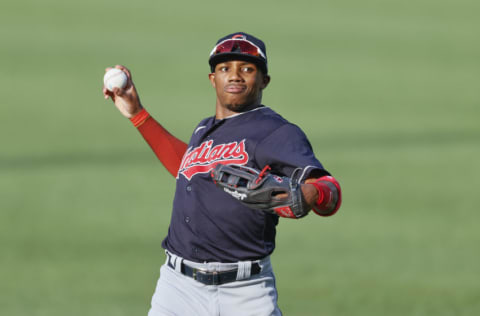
[{"x1": 185, "y1": 184, "x2": 192, "y2": 224}]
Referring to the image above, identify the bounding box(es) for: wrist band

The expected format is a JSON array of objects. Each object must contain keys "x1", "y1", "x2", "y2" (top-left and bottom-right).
[
  {"x1": 310, "y1": 181, "x2": 326, "y2": 208},
  {"x1": 310, "y1": 176, "x2": 342, "y2": 217},
  {"x1": 130, "y1": 108, "x2": 150, "y2": 127}
]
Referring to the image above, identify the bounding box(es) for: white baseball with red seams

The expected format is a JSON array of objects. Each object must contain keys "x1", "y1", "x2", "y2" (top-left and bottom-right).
[{"x1": 103, "y1": 68, "x2": 128, "y2": 91}]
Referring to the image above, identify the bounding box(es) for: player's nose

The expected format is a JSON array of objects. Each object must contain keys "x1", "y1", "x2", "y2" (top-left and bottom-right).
[{"x1": 227, "y1": 68, "x2": 244, "y2": 82}]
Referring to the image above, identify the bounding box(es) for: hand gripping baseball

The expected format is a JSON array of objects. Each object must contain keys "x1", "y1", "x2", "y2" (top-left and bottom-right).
[
  {"x1": 103, "y1": 65, "x2": 143, "y2": 118},
  {"x1": 211, "y1": 164, "x2": 309, "y2": 218}
]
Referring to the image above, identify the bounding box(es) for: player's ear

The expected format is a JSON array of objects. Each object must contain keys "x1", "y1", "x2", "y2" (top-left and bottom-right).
[
  {"x1": 261, "y1": 75, "x2": 270, "y2": 89},
  {"x1": 208, "y1": 73, "x2": 216, "y2": 88}
]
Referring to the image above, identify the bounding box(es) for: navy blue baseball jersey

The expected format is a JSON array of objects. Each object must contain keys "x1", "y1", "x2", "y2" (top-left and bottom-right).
[{"x1": 162, "y1": 106, "x2": 329, "y2": 262}]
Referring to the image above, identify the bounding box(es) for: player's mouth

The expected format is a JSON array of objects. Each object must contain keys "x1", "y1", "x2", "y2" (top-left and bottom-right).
[{"x1": 225, "y1": 84, "x2": 246, "y2": 94}]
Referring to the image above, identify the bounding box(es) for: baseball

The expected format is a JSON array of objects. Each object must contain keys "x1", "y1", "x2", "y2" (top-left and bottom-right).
[{"x1": 103, "y1": 68, "x2": 128, "y2": 92}]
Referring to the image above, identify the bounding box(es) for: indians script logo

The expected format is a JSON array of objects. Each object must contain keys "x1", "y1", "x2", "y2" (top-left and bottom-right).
[{"x1": 177, "y1": 139, "x2": 249, "y2": 180}]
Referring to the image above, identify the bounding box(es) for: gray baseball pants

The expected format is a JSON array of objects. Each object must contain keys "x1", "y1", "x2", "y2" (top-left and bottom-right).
[{"x1": 147, "y1": 252, "x2": 282, "y2": 316}]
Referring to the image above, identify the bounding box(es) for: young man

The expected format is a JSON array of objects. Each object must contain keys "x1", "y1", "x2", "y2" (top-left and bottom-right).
[{"x1": 103, "y1": 32, "x2": 341, "y2": 316}]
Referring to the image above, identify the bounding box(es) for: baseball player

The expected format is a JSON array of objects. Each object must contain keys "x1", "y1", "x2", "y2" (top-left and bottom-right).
[{"x1": 103, "y1": 32, "x2": 342, "y2": 316}]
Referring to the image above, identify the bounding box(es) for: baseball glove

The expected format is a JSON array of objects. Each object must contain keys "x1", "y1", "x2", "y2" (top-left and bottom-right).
[{"x1": 211, "y1": 164, "x2": 309, "y2": 218}]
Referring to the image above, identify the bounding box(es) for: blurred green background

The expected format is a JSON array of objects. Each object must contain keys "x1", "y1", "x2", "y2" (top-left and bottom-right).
[{"x1": 1, "y1": 0, "x2": 479, "y2": 315}]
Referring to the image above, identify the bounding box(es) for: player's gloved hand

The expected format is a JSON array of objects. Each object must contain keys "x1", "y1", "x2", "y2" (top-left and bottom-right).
[
  {"x1": 103, "y1": 65, "x2": 144, "y2": 118},
  {"x1": 211, "y1": 164, "x2": 309, "y2": 218}
]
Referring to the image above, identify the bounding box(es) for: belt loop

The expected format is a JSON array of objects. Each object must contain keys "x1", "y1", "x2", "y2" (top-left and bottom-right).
[
  {"x1": 166, "y1": 251, "x2": 183, "y2": 273},
  {"x1": 166, "y1": 250, "x2": 173, "y2": 268},
  {"x1": 236, "y1": 261, "x2": 252, "y2": 281},
  {"x1": 175, "y1": 257, "x2": 183, "y2": 273}
]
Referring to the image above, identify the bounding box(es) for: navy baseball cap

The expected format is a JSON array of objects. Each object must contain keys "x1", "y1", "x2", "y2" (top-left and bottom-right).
[{"x1": 209, "y1": 32, "x2": 268, "y2": 74}]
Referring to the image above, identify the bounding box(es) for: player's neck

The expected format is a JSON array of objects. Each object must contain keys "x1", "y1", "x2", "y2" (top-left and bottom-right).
[{"x1": 215, "y1": 102, "x2": 262, "y2": 120}]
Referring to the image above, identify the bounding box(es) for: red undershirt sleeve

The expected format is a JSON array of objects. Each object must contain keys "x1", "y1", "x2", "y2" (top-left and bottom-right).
[{"x1": 130, "y1": 109, "x2": 188, "y2": 177}]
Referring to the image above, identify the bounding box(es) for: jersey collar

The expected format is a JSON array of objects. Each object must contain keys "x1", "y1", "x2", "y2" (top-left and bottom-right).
[{"x1": 220, "y1": 105, "x2": 268, "y2": 120}]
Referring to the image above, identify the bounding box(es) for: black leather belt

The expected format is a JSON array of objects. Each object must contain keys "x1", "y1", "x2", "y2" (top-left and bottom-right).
[{"x1": 167, "y1": 254, "x2": 262, "y2": 286}]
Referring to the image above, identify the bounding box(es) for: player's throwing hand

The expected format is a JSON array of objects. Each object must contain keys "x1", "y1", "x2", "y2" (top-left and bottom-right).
[{"x1": 103, "y1": 65, "x2": 143, "y2": 118}]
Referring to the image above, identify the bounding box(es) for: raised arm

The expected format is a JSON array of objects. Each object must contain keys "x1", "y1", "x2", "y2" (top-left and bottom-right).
[{"x1": 103, "y1": 65, "x2": 187, "y2": 177}]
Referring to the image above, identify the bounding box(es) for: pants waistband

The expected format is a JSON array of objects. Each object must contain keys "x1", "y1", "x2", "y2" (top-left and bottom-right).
[{"x1": 165, "y1": 250, "x2": 267, "y2": 285}]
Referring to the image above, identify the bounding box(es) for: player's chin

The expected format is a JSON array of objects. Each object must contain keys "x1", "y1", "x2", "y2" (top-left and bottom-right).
[{"x1": 224, "y1": 96, "x2": 258, "y2": 112}]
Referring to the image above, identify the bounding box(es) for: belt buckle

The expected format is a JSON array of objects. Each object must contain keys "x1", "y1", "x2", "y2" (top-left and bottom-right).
[
  {"x1": 192, "y1": 268, "x2": 208, "y2": 280},
  {"x1": 192, "y1": 268, "x2": 219, "y2": 285},
  {"x1": 211, "y1": 271, "x2": 219, "y2": 285}
]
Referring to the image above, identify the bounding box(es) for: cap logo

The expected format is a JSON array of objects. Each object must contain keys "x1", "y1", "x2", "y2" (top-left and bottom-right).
[{"x1": 232, "y1": 34, "x2": 246, "y2": 40}]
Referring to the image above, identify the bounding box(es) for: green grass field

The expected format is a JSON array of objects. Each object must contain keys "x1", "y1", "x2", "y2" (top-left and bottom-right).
[{"x1": 1, "y1": 0, "x2": 479, "y2": 315}]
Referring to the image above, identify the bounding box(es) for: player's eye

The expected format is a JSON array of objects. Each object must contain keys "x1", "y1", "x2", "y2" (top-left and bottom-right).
[
  {"x1": 219, "y1": 66, "x2": 228, "y2": 72},
  {"x1": 242, "y1": 67, "x2": 254, "y2": 73}
]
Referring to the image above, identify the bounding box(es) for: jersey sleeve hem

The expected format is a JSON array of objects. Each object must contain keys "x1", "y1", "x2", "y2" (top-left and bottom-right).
[{"x1": 130, "y1": 108, "x2": 150, "y2": 127}]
